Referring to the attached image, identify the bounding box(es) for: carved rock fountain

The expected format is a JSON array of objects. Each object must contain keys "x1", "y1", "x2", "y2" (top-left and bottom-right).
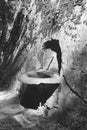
[{"x1": 19, "y1": 70, "x2": 60, "y2": 109}]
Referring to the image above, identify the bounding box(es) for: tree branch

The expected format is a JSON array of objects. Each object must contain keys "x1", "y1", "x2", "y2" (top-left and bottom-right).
[{"x1": 63, "y1": 75, "x2": 87, "y2": 105}]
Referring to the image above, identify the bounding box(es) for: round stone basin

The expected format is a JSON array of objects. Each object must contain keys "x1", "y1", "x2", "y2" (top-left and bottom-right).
[
  {"x1": 19, "y1": 70, "x2": 60, "y2": 109},
  {"x1": 28, "y1": 72, "x2": 51, "y2": 78}
]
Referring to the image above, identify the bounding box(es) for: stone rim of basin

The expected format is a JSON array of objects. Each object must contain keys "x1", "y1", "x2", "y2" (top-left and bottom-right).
[{"x1": 18, "y1": 69, "x2": 61, "y2": 85}]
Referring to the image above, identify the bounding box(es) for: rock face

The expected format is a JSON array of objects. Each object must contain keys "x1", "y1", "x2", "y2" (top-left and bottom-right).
[
  {"x1": 1, "y1": 0, "x2": 87, "y2": 118},
  {"x1": 19, "y1": 0, "x2": 87, "y2": 109}
]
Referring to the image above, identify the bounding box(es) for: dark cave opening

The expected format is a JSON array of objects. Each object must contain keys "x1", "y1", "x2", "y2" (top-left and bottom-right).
[{"x1": 19, "y1": 72, "x2": 60, "y2": 109}]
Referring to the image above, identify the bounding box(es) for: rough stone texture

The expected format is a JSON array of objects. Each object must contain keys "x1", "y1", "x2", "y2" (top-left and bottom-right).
[
  {"x1": 1, "y1": 0, "x2": 87, "y2": 128},
  {"x1": 17, "y1": 0, "x2": 87, "y2": 108},
  {"x1": 0, "y1": 1, "x2": 87, "y2": 130},
  {"x1": 1, "y1": 0, "x2": 86, "y2": 109}
]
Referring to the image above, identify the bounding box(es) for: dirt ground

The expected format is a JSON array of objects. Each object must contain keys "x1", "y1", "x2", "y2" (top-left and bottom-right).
[{"x1": 0, "y1": 100, "x2": 87, "y2": 130}]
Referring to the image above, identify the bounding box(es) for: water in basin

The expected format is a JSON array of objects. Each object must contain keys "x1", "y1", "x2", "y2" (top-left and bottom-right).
[
  {"x1": 19, "y1": 72, "x2": 60, "y2": 109},
  {"x1": 27, "y1": 72, "x2": 51, "y2": 78}
]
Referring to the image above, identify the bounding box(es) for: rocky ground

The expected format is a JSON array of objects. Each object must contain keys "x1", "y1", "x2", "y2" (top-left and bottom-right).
[{"x1": 0, "y1": 99, "x2": 87, "y2": 130}]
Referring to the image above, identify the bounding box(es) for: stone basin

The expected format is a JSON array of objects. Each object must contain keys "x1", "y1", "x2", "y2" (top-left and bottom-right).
[{"x1": 19, "y1": 70, "x2": 60, "y2": 109}]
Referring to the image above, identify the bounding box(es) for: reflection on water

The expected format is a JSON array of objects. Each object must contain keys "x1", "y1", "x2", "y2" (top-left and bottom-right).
[{"x1": 28, "y1": 72, "x2": 51, "y2": 78}]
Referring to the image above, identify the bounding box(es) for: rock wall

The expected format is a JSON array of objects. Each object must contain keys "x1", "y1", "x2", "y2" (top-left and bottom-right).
[
  {"x1": 3, "y1": 0, "x2": 87, "y2": 110},
  {"x1": 18, "y1": 0, "x2": 87, "y2": 107}
]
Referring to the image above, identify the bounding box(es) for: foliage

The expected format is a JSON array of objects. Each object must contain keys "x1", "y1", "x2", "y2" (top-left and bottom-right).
[{"x1": 0, "y1": 0, "x2": 28, "y2": 90}]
